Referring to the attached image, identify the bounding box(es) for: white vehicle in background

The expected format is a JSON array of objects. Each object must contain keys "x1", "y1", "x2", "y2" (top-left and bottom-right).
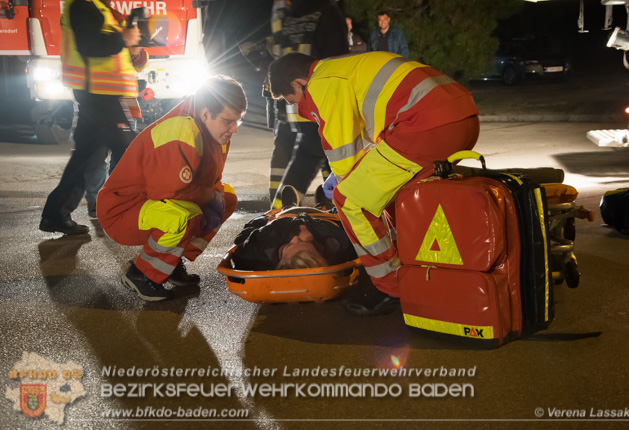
[
  {"x1": 586, "y1": 2, "x2": 629, "y2": 148},
  {"x1": 588, "y1": 24, "x2": 629, "y2": 148},
  {"x1": 0, "y1": 0, "x2": 211, "y2": 144}
]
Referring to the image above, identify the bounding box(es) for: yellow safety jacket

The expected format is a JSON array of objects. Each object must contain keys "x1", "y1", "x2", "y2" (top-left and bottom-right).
[
  {"x1": 298, "y1": 52, "x2": 479, "y2": 179},
  {"x1": 61, "y1": 0, "x2": 138, "y2": 96}
]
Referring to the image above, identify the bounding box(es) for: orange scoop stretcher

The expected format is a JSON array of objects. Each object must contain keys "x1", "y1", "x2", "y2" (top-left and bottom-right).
[{"x1": 217, "y1": 209, "x2": 361, "y2": 304}]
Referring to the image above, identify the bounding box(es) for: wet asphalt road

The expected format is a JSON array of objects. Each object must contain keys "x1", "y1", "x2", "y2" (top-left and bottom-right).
[{"x1": 1, "y1": 84, "x2": 629, "y2": 429}]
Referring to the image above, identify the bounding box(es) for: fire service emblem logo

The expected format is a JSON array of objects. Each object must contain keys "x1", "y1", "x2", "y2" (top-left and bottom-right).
[
  {"x1": 20, "y1": 384, "x2": 47, "y2": 418},
  {"x1": 6, "y1": 352, "x2": 85, "y2": 424},
  {"x1": 179, "y1": 166, "x2": 193, "y2": 183}
]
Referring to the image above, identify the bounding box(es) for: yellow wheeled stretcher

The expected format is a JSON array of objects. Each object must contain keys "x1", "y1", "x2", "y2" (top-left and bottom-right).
[
  {"x1": 542, "y1": 183, "x2": 594, "y2": 288},
  {"x1": 217, "y1": 209, "x2": 361, "y2": 304},
  {"x1": 452, "y1": 161, "x2": 595, "y2": 289}
]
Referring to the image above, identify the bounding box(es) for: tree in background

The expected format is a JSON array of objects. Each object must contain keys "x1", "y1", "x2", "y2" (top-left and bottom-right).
[{"x1": 341, "y1": 0, "x2": 522, "y2": 81}]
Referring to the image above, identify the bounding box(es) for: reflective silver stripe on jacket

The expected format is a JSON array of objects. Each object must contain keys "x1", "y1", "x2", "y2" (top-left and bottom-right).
[
  {"x1": 362, "y1": 56, "x2": 409, "y2": 141},
  {"x1": 324, "y1": 135, "x2": 372, "y2": 163},
  {"x1": 388, "y1": 75, "x2": 455, "y2": 129}
]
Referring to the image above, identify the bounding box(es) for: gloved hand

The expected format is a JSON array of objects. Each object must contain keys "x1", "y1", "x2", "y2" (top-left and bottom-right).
[
  {"x1": 323, "y1": 173, "x2": 338, "y2": 200},
  {"x1": 200, "y1": 193, "x2": 225, "y2": 235}
]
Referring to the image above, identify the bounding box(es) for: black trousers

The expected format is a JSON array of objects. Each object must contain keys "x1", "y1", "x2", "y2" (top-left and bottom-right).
[
  {"x1": 269, "y1": 121, "x2": 297, "y2": 202},
  {"x1": 42, "y1": 90, "x2": 134, "y2": 223},
  {"x1": 270, "y1": 121, "x2": 331, "y2": 207}
]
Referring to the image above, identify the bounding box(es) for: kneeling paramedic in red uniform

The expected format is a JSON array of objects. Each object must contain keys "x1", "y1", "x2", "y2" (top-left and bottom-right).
[
  {"x1": 97, "y1": 76, "x2": 247, "y2": 301},
  {"x1": 269, "y1": 52, "x2": 479, "y2": 315}
]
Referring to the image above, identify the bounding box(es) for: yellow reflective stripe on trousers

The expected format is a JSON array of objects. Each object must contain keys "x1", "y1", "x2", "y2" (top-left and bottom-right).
[
  {"x1": 404, "y1": 314, "x2": 495, "y2": 339},
  {"x1": 139, "y1": 199, "x2": 203, "y2": 248},
  {"x1": 534, "y1": 187, "x2": 551, "y2": 322}
]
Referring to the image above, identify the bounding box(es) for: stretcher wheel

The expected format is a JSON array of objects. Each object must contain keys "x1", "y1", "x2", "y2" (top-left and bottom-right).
[
  {"x1": 565, "y1": 260, "x2": 580, "y2": 289},
  {"x1": 565, "y1": 218, "x2": 576, "y2": 242}
]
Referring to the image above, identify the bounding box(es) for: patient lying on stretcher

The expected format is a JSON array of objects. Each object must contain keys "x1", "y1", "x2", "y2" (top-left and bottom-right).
[{"x1": 231, "y1": 186, "x2": 357, "y2": 271}]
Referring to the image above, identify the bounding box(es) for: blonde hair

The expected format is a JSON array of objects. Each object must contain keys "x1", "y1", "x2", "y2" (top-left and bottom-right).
[{"x1": 277, "y1": 250, "x2": 327, "y2": 270}]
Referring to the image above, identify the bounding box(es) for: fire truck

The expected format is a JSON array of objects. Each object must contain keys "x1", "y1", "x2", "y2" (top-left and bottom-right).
[{"x1": 0, "y1": 0, "x2": 210, "y2": 144}]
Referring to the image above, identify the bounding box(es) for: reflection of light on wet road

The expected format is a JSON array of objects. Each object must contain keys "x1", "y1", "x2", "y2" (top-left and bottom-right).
[
  {"x1": 181, "y1": 260, "x2": 281, "y2": 430},
  {"x1": 564, "y1": 173, "x2": 629, "y2": 193}
]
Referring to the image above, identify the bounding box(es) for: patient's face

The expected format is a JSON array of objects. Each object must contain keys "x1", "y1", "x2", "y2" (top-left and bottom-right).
[{"x1": 279, "y1": 226, "x2": 326, "y2": 267}]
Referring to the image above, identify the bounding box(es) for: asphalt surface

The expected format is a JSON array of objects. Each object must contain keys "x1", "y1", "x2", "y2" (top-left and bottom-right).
[
  {"x1": 1, "y1": 70, "x2": 629, "y2": 429},
  {"x1": 470, "y1": 70, "x2": 629, "y2": 123}
]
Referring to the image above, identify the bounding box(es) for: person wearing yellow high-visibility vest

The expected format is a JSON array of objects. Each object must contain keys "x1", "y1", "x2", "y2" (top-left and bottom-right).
[
  {"x1": 269, "y1": 52, "x2": 480, "y2": 315},
  {"x1": 39, "y1": 0, "x2": 146, "y2": 235}
]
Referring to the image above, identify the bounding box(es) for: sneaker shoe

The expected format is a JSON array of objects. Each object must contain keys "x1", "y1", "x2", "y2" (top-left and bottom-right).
[
  {"x1": 121, "y1": 263, "x2": 174, "y2": 302},
  {"x1": 314, "y1": 184, "x2": 334, "y2": 210},
  {"x1": 168, "y1": 260, "x2": 200, "y2": 287},
  {"x1": 39, "y1": 218, "x2": 89, "y2": 235},
  {"x1": 280, "y1": 185, "x2": 300, "y2": 209},
  {"x1": 343, "y1": 288, "x2": 400, "y2": 316},
  {"x1": 87, "y1": 201, "x2": 97, "y2": 218}
]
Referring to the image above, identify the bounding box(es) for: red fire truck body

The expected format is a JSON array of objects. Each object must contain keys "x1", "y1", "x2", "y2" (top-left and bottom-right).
[{"x1": 1, "y1": 0, "x2": 209, "y2": 143}]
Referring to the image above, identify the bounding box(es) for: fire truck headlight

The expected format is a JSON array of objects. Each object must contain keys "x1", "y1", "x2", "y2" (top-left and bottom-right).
[
  {"x1": 36, "y1": 82, "x2": 66, "y2": 95},
  {"x1": 32, "y1": 66, "x2": 60, "y2": 82},
  {"x1": 172, "y1": 60, "x2": 211, "y2": 95}
]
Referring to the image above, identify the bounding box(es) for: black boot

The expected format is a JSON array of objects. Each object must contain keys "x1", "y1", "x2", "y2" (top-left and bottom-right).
[
  {"x1": 314, "y1": 184, "x2": 334, "y2": 210},
  {"x1": 168, "y1": 260, "x2": 200, "y2": 287},
  {"x1": 40, "y1": 218, "x2": 89, "y2": 235},
  {"x1": 87, "y1": 202, "x2": 97, "y2": 218},
  {"x1": 121, "y1": 262, "x2": 174, "y2": 302},
  {"x1": 343, "y1": 288, "x2": 400, "y2": 316},
  {"x1": 280, "y1": 185, "x2": 300, "y2": 209}
]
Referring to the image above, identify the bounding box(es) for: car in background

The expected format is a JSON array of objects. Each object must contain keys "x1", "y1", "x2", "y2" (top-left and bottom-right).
[{"x1": 478, "y1": 37, "x2": 571, "y2": 85}]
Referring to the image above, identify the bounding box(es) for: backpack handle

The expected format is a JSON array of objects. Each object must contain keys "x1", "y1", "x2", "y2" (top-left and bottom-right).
[{"x1": 434, "y1": 151, "x2": 486, "y2": 178}]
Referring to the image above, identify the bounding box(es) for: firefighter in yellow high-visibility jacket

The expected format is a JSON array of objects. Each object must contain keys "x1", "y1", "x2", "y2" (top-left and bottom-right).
[{"x1": 269, "y1": 52, "x2": 480, "y2": 315}]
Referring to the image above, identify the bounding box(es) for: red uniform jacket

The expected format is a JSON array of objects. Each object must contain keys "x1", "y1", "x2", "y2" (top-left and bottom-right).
[{"x1": 97, "y1": 96, "x2": 230, "y2": 242}]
